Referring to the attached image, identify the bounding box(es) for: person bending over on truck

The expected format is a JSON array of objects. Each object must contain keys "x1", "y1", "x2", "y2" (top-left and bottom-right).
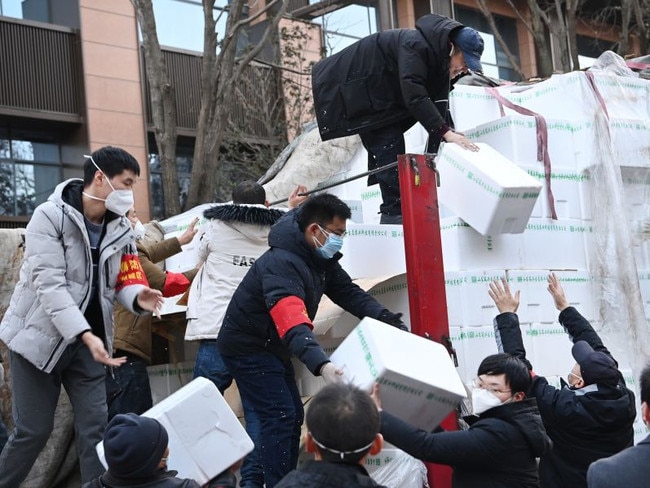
[
  {"x1": 371, "y1": 353, "x2": 551, "y2": 488},
  {"x1": 488, "y1": 274, "x2": 636, "y2": 488}
]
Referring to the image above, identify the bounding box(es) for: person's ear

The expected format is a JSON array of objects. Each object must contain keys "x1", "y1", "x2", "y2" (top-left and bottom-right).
[
  {"x1": 642, "y1": 402, "x2": 650, "y2": 426},
  {"x1": 369, "y1": 433, "x2": 383, "y2": 455},
  {"x1": 305, "y1": 432, "x2": 318, "y2": 454},
  {"x1": 513, "y1": 391, "x2": 526, "y2": 402},
  {"x1": 264, "y1": 199, "x2": 270, "y2": 208}
]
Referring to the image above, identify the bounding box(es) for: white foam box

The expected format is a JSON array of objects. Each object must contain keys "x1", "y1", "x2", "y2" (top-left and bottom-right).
[
  {"x1": 610, "y1": 119, "x2": 650, "y2": 169},
  {"x1": 330, "y1": 318, "x2": 466, "y2": 431},
  {"x1": 339, "y1": 224, "x2": 406, "y2": 279},
  {"x1": 526, "y1": 323, "x2": 575, "y2": 377},
  {"x1": 98, "y1": 378, "x2": 253, "y2": 485},
  {"x1": 590, "y1": 73, "x2": 650, "y2": 120},
  {"x1": 637, "y1": 270, "x2": 650, "y2": 317},
  {"x1": 147, "y1": 361, "x2": 195, "y2": 406},
  {"x1": 456, "y1": 324, "x2": 533, "y2": 384},
  {"x1": 444, "y1": 272, "x2": 466, "y2": 326},
  {"x1": 449, "y1": 83, "x2": 519, "y2": 131},
  {"x1": 522, "y1": 218, "x2": 591, "y2": 270},
  {"x1": 507, "y1": 269, "x2": 596, "y2": 324},
  {"x1": 437, "y1": 142, "x2": 542, "y2": 235},
  {"x1": 456, "y1": 270, "x2": 507, "y2": 327},
  {"x1": 620, "y1": 166, "x2": 650, "y2": 222},
  {"x1": 440, "y1": 217, "x2": 525, "y2": 271},
  {"x1": 465, "y1": 116, "x2": 593, "y2": 172},
  {"x1": 520, "y1": 166, "x2": 588, "y2": 220}
]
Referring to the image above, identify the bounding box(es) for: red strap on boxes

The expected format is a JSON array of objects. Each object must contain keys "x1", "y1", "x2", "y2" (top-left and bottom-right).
[{"x1": 486, "y1": 87, "x2": 558, "y2": 220}]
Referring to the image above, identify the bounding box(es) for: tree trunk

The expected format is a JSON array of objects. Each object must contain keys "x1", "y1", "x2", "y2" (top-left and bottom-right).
[{"x1": 131, "y1": 0, "x2": 181, "y2": 217}]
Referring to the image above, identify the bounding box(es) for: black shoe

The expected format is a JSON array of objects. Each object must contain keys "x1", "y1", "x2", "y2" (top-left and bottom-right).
[{"x1": 380, "y1": 213, "x2": 403, "y2": 225}]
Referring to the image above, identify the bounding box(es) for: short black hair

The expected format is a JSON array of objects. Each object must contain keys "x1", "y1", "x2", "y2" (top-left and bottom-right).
[
  {"x1": 296, "y1": 193, "x2": 351, "y2": 232},
  {"x1": 306, "y1": 383, "x2": 378, "y2": 463},
  {"x1": 640, "y1": 363, "x2": 650, "y2": 405},
  {"x1": 477, "y1": 353, "x2": 531, "y2": 395},
  {"x1": 83, "y1": 146, "x2": 141, "y2": 186},
  {"x1": 232, "y1": 180, "x2": 266, "y2": 205}
]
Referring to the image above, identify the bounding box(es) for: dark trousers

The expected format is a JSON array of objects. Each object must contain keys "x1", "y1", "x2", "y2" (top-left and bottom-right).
[
  {"x1": 106, "y1": 351, "x2": 153, "y2": 420},
  {"x1": 194, "y1": 341, "x2": 263, "y2": 488},
  {"x1": 221, "y1": 353, "x2": 303, "y2": 488},
  {"x1": 0, "y1": 343, "x2": 107, "y2": 487}
]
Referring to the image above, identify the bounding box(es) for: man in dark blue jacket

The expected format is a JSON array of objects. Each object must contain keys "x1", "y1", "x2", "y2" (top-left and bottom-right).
[
  {"x1": 216, "y1": 193, "x2": 406, "y2": 487},
  {"x1": 311, "y1": 14, "x2": 483, "y2": 223},
  {"x1": 587, "y1": 362, "x2": 650, "y2": 487},
  {"x1": 488, "y1": 274, "x2": 636, "y2": 488}
]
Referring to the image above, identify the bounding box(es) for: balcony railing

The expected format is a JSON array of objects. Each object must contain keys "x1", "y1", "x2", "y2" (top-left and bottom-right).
[{"x1": 0, "y1": 17, "x2": 82, "y2": 121}]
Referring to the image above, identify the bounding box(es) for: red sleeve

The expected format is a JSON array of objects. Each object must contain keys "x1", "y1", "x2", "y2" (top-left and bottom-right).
[
  {"x1": 162, "y1": 272, "x2": 191, "y2": 297},
  {"x1": 270, "y1": 296, "x2": 313, "y2": 338}
]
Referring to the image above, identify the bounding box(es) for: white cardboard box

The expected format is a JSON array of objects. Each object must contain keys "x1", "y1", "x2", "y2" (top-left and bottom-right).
[
  {"x1": 339, "y1": 224, "x2": 406, "y2": 279},
  {"x1": 523, "y1": 218, "x2": 591, "y2": 270},
  {"x1": 437, "y1": 142, "x2": 542, "y2": 235},
  {"x1": 330, "y1": 318, "x2": 466, "y2": 431},
  {"x1": 146, "y1": 377, "x2": 252, "y2": 484}
]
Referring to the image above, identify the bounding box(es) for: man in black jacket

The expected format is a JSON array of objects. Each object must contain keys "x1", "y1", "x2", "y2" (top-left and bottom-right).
[
  {"x1": 216, "y1": 193, "x2": 407, "y2": 487},
  {"x1": 311, "y1": 14, "x2": 483, "y2": 223},
  {"x1": 373, "y1": 353, "x2": 551, "y2": 487},
  {"x1": 488, "y1": 274, "x2": 636, "y2": 488},
  {"x1": 587, "y1": 362, "x2": 650, "y2": 487},
  {"x1": 275, "y1": 383, "x2": 387, "y2": 488}
]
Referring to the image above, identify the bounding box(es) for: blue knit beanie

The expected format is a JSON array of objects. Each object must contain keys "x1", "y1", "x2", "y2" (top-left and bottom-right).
[{"x1": 104, "y1": 413, "x2": 169, "y2": 479}]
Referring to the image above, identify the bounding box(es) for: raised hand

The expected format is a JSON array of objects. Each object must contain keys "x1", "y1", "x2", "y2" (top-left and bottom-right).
[
  {"x1": 488, "y1": 277, "x2": 520, "y2": 314},
  {"x1": 547, "y1": 273, "x2": 570, "y2": 311}
]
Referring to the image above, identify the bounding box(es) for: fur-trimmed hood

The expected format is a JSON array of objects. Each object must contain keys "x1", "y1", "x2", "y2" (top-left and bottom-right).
[{"x1": 203, "y1": 203, "x2": 285, "y2": 226}]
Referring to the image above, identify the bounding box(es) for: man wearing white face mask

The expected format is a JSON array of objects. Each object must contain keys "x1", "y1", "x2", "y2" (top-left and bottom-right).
[
  {"x1": 0, "y1": 146, "x2": 164, "y2": 486},
  {"x1": 372, "y1": 353, "x2": 551, "y2": 488},
  {"x1": 216, "y1": 193, "x2": 408, "y2": 487},
  {"x1": 107, "y1": 209, "x2": 199, "y2": 419}
]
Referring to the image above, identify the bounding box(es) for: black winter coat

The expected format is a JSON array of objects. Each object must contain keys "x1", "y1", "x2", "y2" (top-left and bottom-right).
[
  {"x1": 494, "y1": 308, "x2": 636, "y2": 488},
  {"x1": 275, "y1": 460, "x2": 386, "y2": 488},
  {"x1": 380, "y1": 399, "x2": 551, "y2": 488},
  {"x1": 311, "y1": 14, "x2": 463, "y2": 141},
  {"x1": 217, "y1": 209, "x2": 391, "y2": 374}
]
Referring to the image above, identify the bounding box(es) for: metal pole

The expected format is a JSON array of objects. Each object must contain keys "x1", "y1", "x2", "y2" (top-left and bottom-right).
[
  {"x1": 398, "y1": 153, "x2": 455, "y2": 488},
  {"x1": 268, "y1": 161, "x2": 399, "y2": 206}
]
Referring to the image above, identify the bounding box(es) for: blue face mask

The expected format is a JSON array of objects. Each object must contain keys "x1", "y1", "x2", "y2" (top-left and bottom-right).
[{"x1": 313, "y1": 225, "x2": 344, "y2": 259}]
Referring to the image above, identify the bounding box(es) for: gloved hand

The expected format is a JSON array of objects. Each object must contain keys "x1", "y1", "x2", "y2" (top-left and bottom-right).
[
  {"x1": 378, "y1": 310, "x2": 409, "y2": 332},
  {"x1": 320, "y1": 362, "x2": 344, "y2": 384},
  {"x1": 0, "y1": 363, "x2": 4, "y2": 386}
]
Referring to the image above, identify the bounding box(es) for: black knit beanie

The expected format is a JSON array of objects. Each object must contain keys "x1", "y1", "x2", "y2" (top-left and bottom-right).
[{"x1": 104, "y1": 413, "x2": 169, "y2": 479}]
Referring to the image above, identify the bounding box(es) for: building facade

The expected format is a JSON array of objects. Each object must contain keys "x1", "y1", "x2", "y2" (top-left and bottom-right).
[{"x1": 0, "y1": 0, "x2": 625, "y2": 225}]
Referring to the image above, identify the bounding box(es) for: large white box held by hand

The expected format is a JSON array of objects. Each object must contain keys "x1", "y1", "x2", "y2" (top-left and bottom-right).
[
  {"x1": 330, "y1": 318, "x2": 466, "y2": 431},
  {"x1": 98, "y1": 377, "x2": 253, "y2": 485},
  {"x1": 437, "y1": 142, "x2": 542, "y2": 235}
]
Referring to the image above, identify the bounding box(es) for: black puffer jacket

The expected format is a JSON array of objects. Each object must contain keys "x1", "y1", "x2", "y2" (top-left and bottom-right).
[
  {"x1": 275, "y1": 460, "x2": 387, "y2": 488},
  {"x1": 380, "y1": 399, "x2": 551, "y2": 488},
  {"x1": 494, "y1": 308, "x2": 636, "y2": 488},
  {"x1": 217, "y1": 209, "x2": 396, "y2": 374},
  {"x1": 311, "y1": 14, "x2": 463, "y2": 141}
]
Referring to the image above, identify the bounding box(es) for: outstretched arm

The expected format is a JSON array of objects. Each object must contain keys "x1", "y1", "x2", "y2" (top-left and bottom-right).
[
  {"x1": 488, "y1": 278, "x2": 533, "y2": 370},
  {"x1": 547, "y1": 273, "x2": 612, "y2": 357}
]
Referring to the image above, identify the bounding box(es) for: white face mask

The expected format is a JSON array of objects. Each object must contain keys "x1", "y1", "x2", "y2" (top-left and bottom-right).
[
  {"x1": 133, "y1": 220, "x2": 147, "y2": 240},
  {"x1": 82, "y1": 154, "x2": 135, "y2": 216},
  {"x1": 471, "y1": 388, "x2": 504, "y2": 416}
]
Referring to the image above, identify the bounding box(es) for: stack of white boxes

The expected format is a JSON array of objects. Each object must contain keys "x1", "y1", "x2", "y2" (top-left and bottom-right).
[{"x1": 312, "y1": 70, "x2": 650, "y2": 443}]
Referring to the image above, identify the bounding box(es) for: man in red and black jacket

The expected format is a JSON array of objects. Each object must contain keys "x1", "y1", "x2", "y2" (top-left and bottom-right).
[
  {"x1": 216, "y1": 193, "x2": 407, "y2": 488},
  {"x1": 488, "y1": 274, "x2": 636, "y2": 488}
]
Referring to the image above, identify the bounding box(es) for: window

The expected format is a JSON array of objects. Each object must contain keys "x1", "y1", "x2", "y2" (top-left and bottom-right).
[
  {"x1": 0, "y1": 136, "x2": 61, "y2": 217},
  {"x1": 455, "y1": 6, "x2": 521, "y2": 82},
  {"x1": 312, "y1": 2, "x2": 379, "y2": 55},
  {"x1": 0, "y1": 0, "x2": 24, "y2": 19},
  {"x1": 148, "y1": 135, "x2": 194, "y2": 219}
]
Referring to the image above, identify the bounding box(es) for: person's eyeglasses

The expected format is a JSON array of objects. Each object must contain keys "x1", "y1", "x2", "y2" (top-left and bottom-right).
[
  {"x1": 318, "y1": 223, "x2": 346, "y2": 238},
  {"x1": 473, "y1": 377, "x2": 511, "y2": 396},
  {"x1": 567, "y1": 371, "x2": 583, "y2": 383}
]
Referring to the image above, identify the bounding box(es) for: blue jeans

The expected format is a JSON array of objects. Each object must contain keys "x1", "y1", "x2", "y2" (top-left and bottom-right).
[
  {"x1": 106, "y1": 352, "x2": 153, "y2": 420},
  {"x1": 221, "y1": 353, "x2": 303, "y2": 488},
  {"x1": 195, "y1": 341, "x2": 264, "y2": 488}
]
